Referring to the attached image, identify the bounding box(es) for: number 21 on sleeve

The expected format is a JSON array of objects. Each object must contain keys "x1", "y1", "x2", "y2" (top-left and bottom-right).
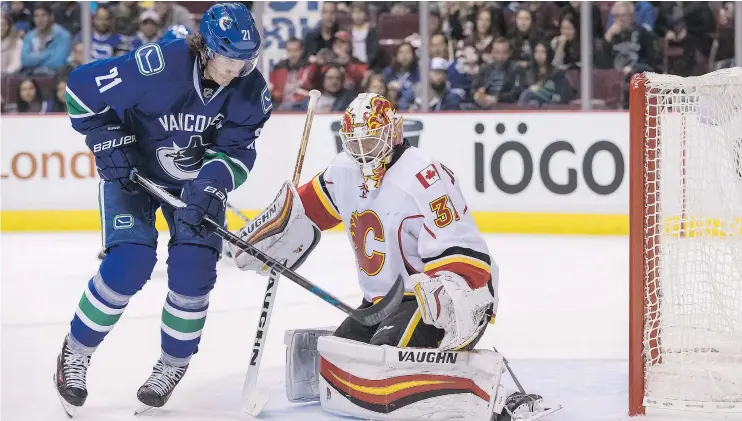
[{"x1": 429, "y1": 195, "x2": 460, "y2": 228}]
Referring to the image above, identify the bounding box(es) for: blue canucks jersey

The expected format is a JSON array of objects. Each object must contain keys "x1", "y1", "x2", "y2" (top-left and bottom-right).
[{"x1": 65, "y1": 39, "x2": 272, "y2": 191}]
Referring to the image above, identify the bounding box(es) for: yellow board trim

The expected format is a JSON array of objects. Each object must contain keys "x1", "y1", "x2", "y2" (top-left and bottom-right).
[
  {"x1": 0, "y1": 210, "x2": 629, "y2": 234},
  {"x1": 5, "y1": 210, "x2": 737, "y2": 237}
]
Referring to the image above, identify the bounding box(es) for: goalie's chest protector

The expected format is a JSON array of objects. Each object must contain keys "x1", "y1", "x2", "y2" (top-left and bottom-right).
[{"x1": 325, "y1": 154, "x2": 430, "y2": 302}]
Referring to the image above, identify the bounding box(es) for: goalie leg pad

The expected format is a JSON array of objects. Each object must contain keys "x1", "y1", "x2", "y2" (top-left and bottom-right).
[
  {"x1": 317, "y1": 335, "x2": 506, "y2": 421},
  {"x1": 283, "y1": 328, "x2": 336, "y2": 402}
]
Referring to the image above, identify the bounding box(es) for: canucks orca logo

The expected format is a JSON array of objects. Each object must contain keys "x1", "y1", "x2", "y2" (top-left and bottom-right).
[
  {"x1": 219, "y1": 16, "x2": 233, "y2": 31},
  {"x1": 156, "y1": 135, "x2": 211, "y2": 180}
]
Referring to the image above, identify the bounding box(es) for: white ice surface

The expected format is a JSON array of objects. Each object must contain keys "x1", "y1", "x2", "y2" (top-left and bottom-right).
[{"x1": 0, "y1": 232, "x2": 730, "y2": 421}]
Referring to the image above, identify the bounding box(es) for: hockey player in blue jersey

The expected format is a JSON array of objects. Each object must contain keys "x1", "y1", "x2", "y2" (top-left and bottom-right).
[{"x1": 54, "y1": 3, "x2": 271, "y2": 416}]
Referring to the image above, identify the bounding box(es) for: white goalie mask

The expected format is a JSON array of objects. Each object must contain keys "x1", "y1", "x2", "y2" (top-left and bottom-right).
[{"x1": 339, "y1": 93, "x2": 403, "y2": 192}]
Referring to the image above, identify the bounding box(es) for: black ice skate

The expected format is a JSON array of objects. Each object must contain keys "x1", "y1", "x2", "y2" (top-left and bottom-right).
[
  {"x1": 495, "y1": 392, "x2": 561, "y2": 421},
  {"x1": 134, "y1": 359, "x2": 188, "y2": 414},
  {"x1": 54, "y1": 335, "x2": 91, "y2": 418}
]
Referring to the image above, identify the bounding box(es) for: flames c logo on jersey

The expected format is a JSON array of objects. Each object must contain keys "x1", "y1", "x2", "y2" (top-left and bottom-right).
[{"x1": 349, "y1": 210, "x2": 385, "y2": 276}]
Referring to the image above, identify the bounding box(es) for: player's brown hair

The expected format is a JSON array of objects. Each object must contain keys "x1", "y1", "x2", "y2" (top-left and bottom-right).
[{"x1": 187, "y1": 33, "x2": 208, "y2": 62}]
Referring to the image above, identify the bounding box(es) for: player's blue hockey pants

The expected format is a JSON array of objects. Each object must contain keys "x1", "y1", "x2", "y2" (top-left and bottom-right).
[{"x1": 67, "y1": 180, "x2": 224, "y2": 367}]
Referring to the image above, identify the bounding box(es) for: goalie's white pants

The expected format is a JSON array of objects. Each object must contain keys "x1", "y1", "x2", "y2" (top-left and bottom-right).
[{"x1": 285, "y1": 329, "x2": 506, "y2": 421}]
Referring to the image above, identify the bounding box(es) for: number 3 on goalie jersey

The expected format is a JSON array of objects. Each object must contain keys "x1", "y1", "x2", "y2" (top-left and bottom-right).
[
  {"x1": 429, "y1": 195, "x2": 460, "y2": 228},
  {"x1": 428, "y1": 163, "x2": 461, "y2": 229}
]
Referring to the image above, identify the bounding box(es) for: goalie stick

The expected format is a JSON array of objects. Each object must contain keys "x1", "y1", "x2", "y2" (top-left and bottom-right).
[
  {"x1": 130, "y1": 170, "x2": 404, "y2": 327},
  {"x1": 242, "y1": 88, "x2": 321, "y2": 416}
]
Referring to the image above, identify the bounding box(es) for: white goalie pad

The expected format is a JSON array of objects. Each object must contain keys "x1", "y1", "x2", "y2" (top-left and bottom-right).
[
  {"x1": 316, "y1": 335, "x2": 507, "y2": 421},
  {"x1": 283, "y1": 328, "x2": 336, "y2": 403},
  {"x1": 232, "y1": 181, "x2": 321, "y2": 274}
]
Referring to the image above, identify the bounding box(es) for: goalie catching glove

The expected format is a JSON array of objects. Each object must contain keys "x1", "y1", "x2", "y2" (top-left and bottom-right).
[
  {"x1": 233, "y1": 181, "x2": 321, "y2": 274},
  {"x1": 412, "y1": 271, "x2": 496, "y2": 351}
]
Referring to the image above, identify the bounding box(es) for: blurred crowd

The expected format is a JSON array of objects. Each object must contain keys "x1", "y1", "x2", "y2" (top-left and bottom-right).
[
  {"x1": 272, "y1": 1, "x2": 738, "y2": 112},
  {"x1": 1, "y1": 1, "x2": 738, "y2": 114},
  {"x1": 0, "y1": 1, "x2": 223, "y2": 113}
]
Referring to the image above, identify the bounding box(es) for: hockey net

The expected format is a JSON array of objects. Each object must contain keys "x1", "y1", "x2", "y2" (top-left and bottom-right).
[{"x1": 629, "y1": 69, "x2": 742, "y2": 416}]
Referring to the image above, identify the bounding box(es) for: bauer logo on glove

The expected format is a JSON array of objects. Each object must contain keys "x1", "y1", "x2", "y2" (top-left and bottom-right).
[{"x1": 233, "y1": 181, "x2": 321, "y2": 275}]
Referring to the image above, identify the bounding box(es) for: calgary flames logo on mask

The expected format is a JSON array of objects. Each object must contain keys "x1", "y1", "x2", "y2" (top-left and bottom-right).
[{"x1": 341, "y1": 95, "x2": 396, "y2": 135}]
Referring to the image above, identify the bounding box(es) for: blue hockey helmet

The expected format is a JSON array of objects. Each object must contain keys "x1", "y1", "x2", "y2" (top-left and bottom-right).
[
  {"x1": 200, "y1": 3, "x2": 261, "y2": 76},
  {"x1": 162, "y1": 24, "x2": 192, "y2": 41}
]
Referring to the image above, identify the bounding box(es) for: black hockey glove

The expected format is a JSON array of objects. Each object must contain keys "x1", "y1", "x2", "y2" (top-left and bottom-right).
[
  {"x1": 85, "y1": 126, "x2": 140, "y2": 192},
  {"x1": 176, "y1": 178, "x2": 227, "y2": 237}
]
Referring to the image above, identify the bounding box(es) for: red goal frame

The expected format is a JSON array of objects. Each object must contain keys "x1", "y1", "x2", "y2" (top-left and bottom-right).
[{"x1": 628, "y1": 74, "x2": 663, "y2": 416}]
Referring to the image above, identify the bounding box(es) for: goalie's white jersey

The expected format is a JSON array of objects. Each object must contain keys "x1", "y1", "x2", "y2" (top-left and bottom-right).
[{"x1": 297, "y1": 146, "x2": 497, "y2": 306}]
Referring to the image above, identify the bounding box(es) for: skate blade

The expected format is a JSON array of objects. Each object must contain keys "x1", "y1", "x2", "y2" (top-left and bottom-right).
[
  {"x1": 134, "y1": 405, "x2": 155, "y2": 416},
  {"x1": 53, "y1": 374, "x2": 79, "y2": 418},
  {"x1": 244, "y1": 391, "x2": 270, "y2": 416},
  {"x1": 513, "y1": 404, "x2": 563, "y2": 421}
]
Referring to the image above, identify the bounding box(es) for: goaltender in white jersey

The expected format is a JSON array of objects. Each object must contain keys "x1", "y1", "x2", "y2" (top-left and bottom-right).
[{"x1": 234, "y1": 93, "x2": 559, "y2": 421}]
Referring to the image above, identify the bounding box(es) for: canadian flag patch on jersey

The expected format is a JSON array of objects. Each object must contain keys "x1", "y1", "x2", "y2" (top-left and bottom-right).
[{"x1": 416, "y1": 164, "x2": 441, "y2": 189}]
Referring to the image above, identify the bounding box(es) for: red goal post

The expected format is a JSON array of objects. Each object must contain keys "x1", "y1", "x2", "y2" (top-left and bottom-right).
[{"x1": 628, "y1": 70, "x2": 742, "y2": 416}]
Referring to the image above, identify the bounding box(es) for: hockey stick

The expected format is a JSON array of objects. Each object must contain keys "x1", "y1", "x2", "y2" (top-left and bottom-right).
[
  {"x1": 242, "y1": 89, "x2": 321, "y2": 416},
  {"x1": 130, "y1": 170, "x2": 404, "y2": 326},
  {"x1": 226, "y1": 201, "x2": 251, "y2": 223}
]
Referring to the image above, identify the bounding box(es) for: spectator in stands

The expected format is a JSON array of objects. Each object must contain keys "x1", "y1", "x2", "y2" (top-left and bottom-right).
[
  {"x1": 382, "y1": 42, "x2": 420, "y2": 96},
  {"x1": 111, "y1": 1, "x2": 142, "y2": 39},
  {"x1": 296, "y1": 65, "x2": 354, "y2": 112},
  {"x1": 400, "y1": 57, "x2": 461, "y2": 111},
  {"x1": 430, "y1": 32, "x2": 450, "y2": 61},
  {"x1": 364, "y1": 73, "x2": 388, "y2": 97},
  {"x1": 130, "y1": 10, "x2": 161, "y2": 50},
  {"x1": 441, "y1": 2, "x2": 506, "y2": 45},
  {"x1": 73, "y1": 6, "x2": 122, "y2": 60},
  {"x1": 154, "y1": 2, "x2": 196, "y2": 34},
  {"x1": 52, "y1": 2, "x2": 81, "y2": 39},
  {"x1": 559, "y1": 2, "x2": 603, "y2": 40},
  {"x1": 349, "y1": 2, "x2": 381, "y2": 72},
  {"x1": 15, "y1": 77, "x2": 52, "y2": 113},
  {"x1": 551, "y1": 14, "x2": 580, "y2": 70},
  {"x1": 518, "y1": 40, "x2": 575, "y2": 108},
  {"x1": 602, "y1": 1, "x2": 657, "y2": 78},
  {"x1": 607, "y1": 1, "x2": 655, "y2": 31},
  {"x1": 270, "y1": 37, "x2": 311, "y2": 111},
  {"x1": 472, "y1": 36, "x2": 526, "y2": 108},
  {"x1": 51, "y1": 77, "x2": 67, "y2": 112},
  {"x1": 59, "y1": 41, "x2": 84, "y2": 77},
  {"x1": 304, "y1": 1, "x2": 339, "y2": 60},
  {"x1": 655, "y1": 2, "x2": 716, "y2": 76},
  {"x1": 331, "y1": 30, "x2": 368, "y2": 91},
  {"x1": 7, "y1": 1, "x2": 32, "y2": 36},
  {"x1": 509, "y1": 9, "x2": 543, "y2": 69},
  {"x1": 522, "y1": 1, "x2": 561, "y2": 40},
  {"x1": 712, "y1": 3, "x2": 736, "y2": 69},
  {"x1": 448, "y1": 44, "x2": 479, "y2": 103},
  {"x1": 2, "y1": 13, "x2": 22, "y2": 74},
  {"x1": 21, "y1": 4, "x2": 71, "y2": 75},
  {"x1": 460, "y1": 8, "x2": 500, "y2": 64}
]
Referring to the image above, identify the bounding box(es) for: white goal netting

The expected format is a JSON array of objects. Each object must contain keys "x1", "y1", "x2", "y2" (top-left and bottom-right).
[{"x1": 641, "y1": 68, "x2": 742, "y2": 412}]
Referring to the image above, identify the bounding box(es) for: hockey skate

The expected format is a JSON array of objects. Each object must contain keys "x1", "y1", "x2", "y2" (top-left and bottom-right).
[
  {"x1": 495, "y1": 392, "x2": 562, "y2": 421},
  {"x1": 53, "y1": 335, "x2": 91, "y2": 418},
  {"x1": 134, "y1": 359, "x2": 188, "y2": 415}
]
